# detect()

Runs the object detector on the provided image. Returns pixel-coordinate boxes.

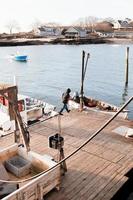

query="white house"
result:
[64,27,87,38]
[34,26,61,37]
[113,20,130,29]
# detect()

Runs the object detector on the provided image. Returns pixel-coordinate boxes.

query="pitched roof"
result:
[65,26,86,33]
[118,20,130,28]
[38,27,45,31]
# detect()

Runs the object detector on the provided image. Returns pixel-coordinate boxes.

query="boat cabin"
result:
[0,93,56,133]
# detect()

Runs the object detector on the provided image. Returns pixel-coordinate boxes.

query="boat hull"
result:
[0,94,57,134]
[14,55,27,61]
[68,98,128,119]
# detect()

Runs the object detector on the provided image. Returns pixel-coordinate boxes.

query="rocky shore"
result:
[0,37,133,46]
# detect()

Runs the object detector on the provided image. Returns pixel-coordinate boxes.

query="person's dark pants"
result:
[59,103,69,113]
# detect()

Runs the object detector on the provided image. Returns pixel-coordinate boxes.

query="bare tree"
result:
[6,20,20,34]
[84,16,98,31]
[73,17,85,27]
[31,19,42,30]
[31,19,60,30]
[45,22,60,27]
[73,16,98,30]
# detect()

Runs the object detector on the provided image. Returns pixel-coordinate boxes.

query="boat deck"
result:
[0,109,133,200]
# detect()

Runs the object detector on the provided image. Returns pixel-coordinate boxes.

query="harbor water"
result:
[0,44,133,119]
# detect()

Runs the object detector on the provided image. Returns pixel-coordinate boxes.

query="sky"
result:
[0,0,133,33]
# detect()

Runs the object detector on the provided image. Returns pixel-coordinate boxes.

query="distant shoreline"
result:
[0,37,133,46]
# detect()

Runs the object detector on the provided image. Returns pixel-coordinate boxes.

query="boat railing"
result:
[25,98,44,109]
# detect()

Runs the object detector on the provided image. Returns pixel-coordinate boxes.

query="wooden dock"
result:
[1,109,133,200]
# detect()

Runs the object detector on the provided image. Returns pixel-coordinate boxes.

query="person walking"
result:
[59,88,71,115]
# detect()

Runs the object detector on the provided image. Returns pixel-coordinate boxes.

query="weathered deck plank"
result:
[0,110,133,200]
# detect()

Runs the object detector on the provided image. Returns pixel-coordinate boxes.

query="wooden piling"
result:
[125,47,129,85]
[80,51,85,110]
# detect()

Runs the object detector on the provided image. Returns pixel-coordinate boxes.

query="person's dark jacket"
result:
[62,92,70,104]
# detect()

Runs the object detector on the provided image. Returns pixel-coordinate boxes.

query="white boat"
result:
[68,96,128,119]
[0,94,57,134]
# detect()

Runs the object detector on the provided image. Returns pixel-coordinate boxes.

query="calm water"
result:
[0,44,133,118]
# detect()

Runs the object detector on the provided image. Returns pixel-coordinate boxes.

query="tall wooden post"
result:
[8,87,20,143]
[80,51,85,110]
[0,84,30,152]
[125,47,129,85]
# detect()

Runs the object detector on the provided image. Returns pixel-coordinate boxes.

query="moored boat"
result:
[14,55,28,61]
[68,96,128,119]
[11,54,28,61]
[0,94,57,133]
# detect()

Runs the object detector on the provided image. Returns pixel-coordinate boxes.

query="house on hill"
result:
[34,26,61,37]
[64,27,87,38]
[112,20,133,38]
[94,21,114,37]
[113,20,130,29]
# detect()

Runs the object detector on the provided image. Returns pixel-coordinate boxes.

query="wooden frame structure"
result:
[0,84,30,151]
